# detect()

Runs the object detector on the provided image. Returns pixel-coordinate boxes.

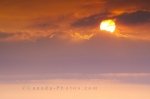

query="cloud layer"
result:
[0,0,149,42]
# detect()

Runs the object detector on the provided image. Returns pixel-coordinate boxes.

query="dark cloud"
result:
[30,20,59,29]
[104,0,150,11]
[80,0,150,15]
[71,13,110,28]
[71,10,150,29]
[116,10,150,25]
[0,32,14,38]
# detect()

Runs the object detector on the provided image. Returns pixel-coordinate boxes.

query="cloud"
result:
[106,0,150,9]
[0,32,14,38]
[0,0,149,42]
[71,12,110,28]
[1,73,150,81]
[79,0,150,16]
[103,0,150,13]
[99,73,150,77]
[112,10,150,41]
[31,21,58,30]
[29,17,60,30]
[71,10,150,28]
[0,30,55,42]
[70,32,94,41]
[116,10,150,25]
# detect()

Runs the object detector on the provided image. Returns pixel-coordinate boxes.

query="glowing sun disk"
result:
[100,19,116,33]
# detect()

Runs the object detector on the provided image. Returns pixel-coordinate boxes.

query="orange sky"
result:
[0,0,149,42]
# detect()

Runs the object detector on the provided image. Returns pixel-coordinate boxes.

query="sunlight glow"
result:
[100,19,116,33]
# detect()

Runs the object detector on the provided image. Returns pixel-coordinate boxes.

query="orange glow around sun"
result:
[100,19,116,33]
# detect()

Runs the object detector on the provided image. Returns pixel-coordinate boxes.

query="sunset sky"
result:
[0,0,150,99]
[0,0,150,79]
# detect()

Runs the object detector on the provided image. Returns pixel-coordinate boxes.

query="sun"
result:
[100,19,116,33]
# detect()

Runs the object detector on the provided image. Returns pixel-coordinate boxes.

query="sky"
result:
[0,0,150,79]
[1,79,150,99]
[0,0,150,99]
